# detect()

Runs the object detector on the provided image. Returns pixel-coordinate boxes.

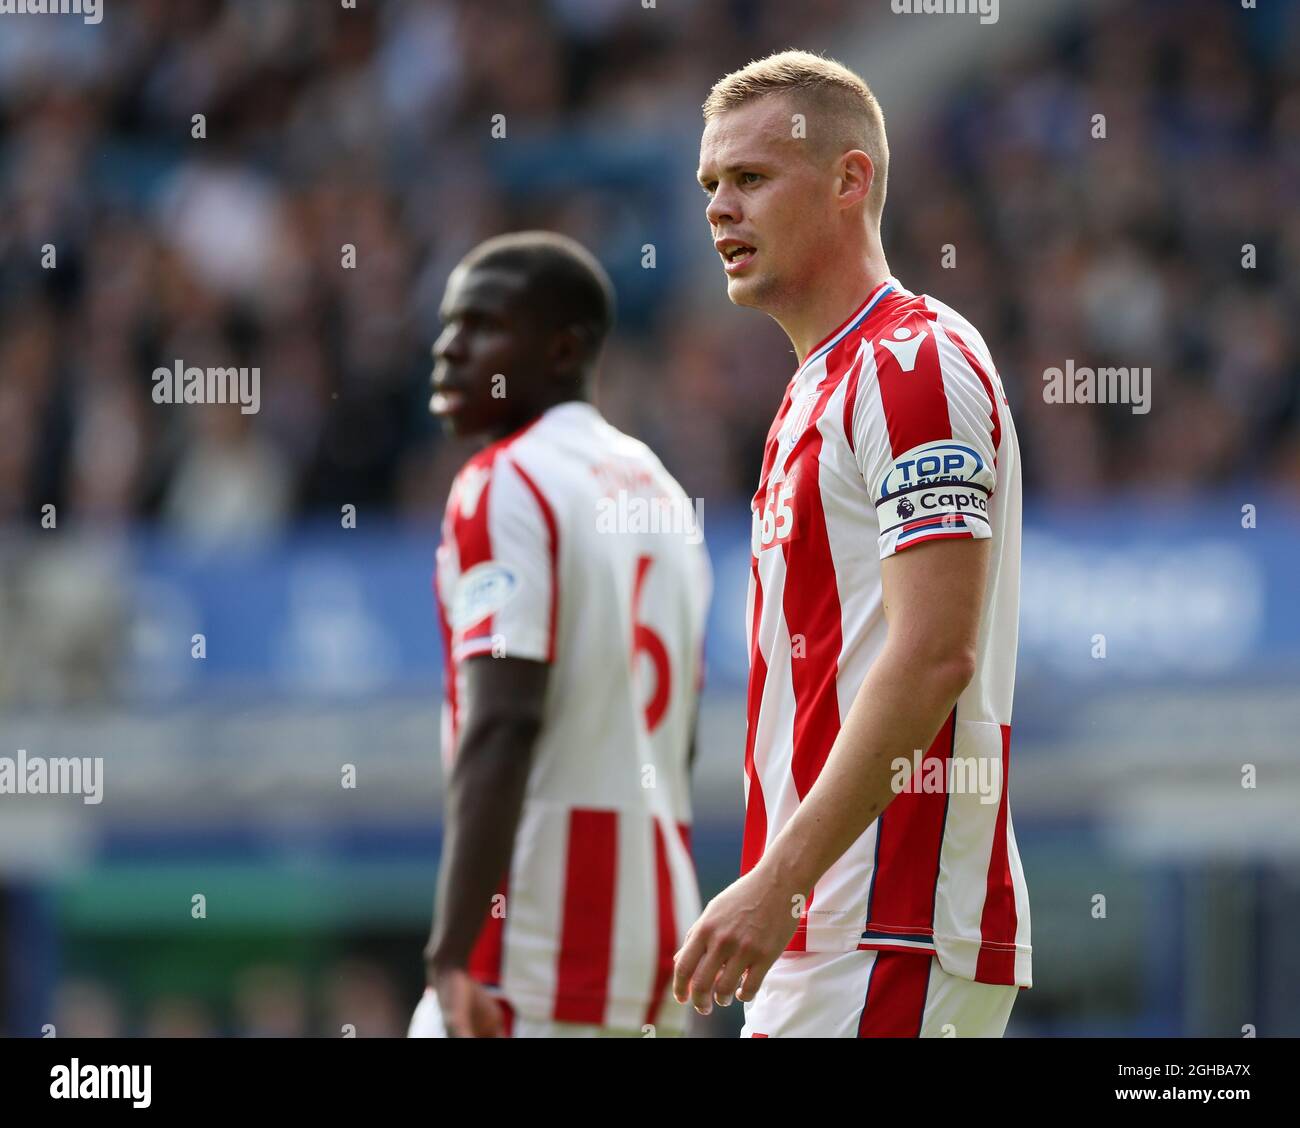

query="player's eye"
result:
[741,172,762,186]
[701,181,717,197]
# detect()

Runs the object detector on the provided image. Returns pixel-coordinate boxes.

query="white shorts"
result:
[739,949,1019,1038]
[407,988,664,1039]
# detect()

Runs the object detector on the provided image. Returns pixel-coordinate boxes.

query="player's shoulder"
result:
[455,406,587,489]
[445,422,543,529]
[916,290,995,356]
[858,286,985,349]
[526,403,680,485]
[841,284,1006,458]
[602,422,692,504]
[855,285,998,390]
[455,418,532,481]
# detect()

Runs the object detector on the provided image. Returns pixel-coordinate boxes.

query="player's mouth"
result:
[429,380,468,417]
[716,239,757,275]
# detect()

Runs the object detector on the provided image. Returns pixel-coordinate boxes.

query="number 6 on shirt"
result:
[632,554,671,733]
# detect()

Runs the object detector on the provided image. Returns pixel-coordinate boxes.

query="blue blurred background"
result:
[0,0,1297,1036]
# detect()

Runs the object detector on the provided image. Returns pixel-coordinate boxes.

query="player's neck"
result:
[784,252,891,367]
[479,390,591,445]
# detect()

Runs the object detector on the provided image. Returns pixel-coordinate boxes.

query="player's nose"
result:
[706,187,739,227]
[432,326,463,362]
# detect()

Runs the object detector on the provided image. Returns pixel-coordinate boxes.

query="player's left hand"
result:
[672,863,801,1015]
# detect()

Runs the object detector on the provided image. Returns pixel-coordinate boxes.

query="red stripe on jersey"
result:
[841,349,866,456]
[742,377,800,878]
[872,317,952,457]
[783,350,853,801]
[468,873,509,987]
[642,819,678,1029]
[451,466,495,566]
[433,561,460,753]
[677,821,692,857]
[942,325,1001,464]
[779,351,857,950]
[508,458,560,663]
[553,808,618,1024]
[740,557,769,877]
[450,458,497,650]
[863,709,955,942]
[752,383,798,515]
[975,724,1019,985]
[857,951,932,1038]
[498,997,516,1038]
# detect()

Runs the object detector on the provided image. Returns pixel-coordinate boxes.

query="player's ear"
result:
[838,149,874,211]
[548,326,588,377]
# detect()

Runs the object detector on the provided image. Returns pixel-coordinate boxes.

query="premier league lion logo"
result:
[896,496,915,518]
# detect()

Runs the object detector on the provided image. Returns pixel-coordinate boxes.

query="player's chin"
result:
[725,271,769,308]
[431,401,482,440]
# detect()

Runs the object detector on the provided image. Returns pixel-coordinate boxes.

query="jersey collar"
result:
[792,276,905,386]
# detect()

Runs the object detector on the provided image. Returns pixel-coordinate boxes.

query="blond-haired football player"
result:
[674,51,1030,1038]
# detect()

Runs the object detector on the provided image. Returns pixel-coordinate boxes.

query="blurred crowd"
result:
[51,957,413,1038]
[0,0,1296,541]
[2,0,1295,1042]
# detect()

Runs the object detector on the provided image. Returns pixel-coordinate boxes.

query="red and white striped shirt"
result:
[434,402,711,1030]
[744,278,1032,987]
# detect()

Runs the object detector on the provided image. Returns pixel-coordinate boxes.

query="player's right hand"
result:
[432,967,505,1038]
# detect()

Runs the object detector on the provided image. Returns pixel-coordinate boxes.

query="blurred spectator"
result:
[52,977,125,1038]
[0,0,1293,519]
[321,958,406,1038]
[142,994,219,1038]
[232,964,309,1038]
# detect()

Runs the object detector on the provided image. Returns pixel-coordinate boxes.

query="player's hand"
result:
[672,864,801,1015]
[432,967,505,1038]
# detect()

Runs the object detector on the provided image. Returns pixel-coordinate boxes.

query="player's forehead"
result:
[440,263,528,318]
[697,95,800,180]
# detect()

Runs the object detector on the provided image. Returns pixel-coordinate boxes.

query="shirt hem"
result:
[785,924,1033,988]
[486,986,687,1035]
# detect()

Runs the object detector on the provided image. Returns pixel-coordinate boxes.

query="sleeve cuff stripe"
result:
[890,529,979,552]
[879,509,991,537]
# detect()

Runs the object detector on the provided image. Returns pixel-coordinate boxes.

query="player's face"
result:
[698,96,837,313]
[431,265,543,440]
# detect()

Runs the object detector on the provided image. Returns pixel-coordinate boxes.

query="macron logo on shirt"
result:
[877,326,927,372]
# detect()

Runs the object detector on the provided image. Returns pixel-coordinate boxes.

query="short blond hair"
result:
[703,50,889,219]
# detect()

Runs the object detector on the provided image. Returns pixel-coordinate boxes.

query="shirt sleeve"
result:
[445,454,555,664]
[850,315,1001,560]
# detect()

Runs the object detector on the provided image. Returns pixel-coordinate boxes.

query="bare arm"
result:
[424,656,548,980]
